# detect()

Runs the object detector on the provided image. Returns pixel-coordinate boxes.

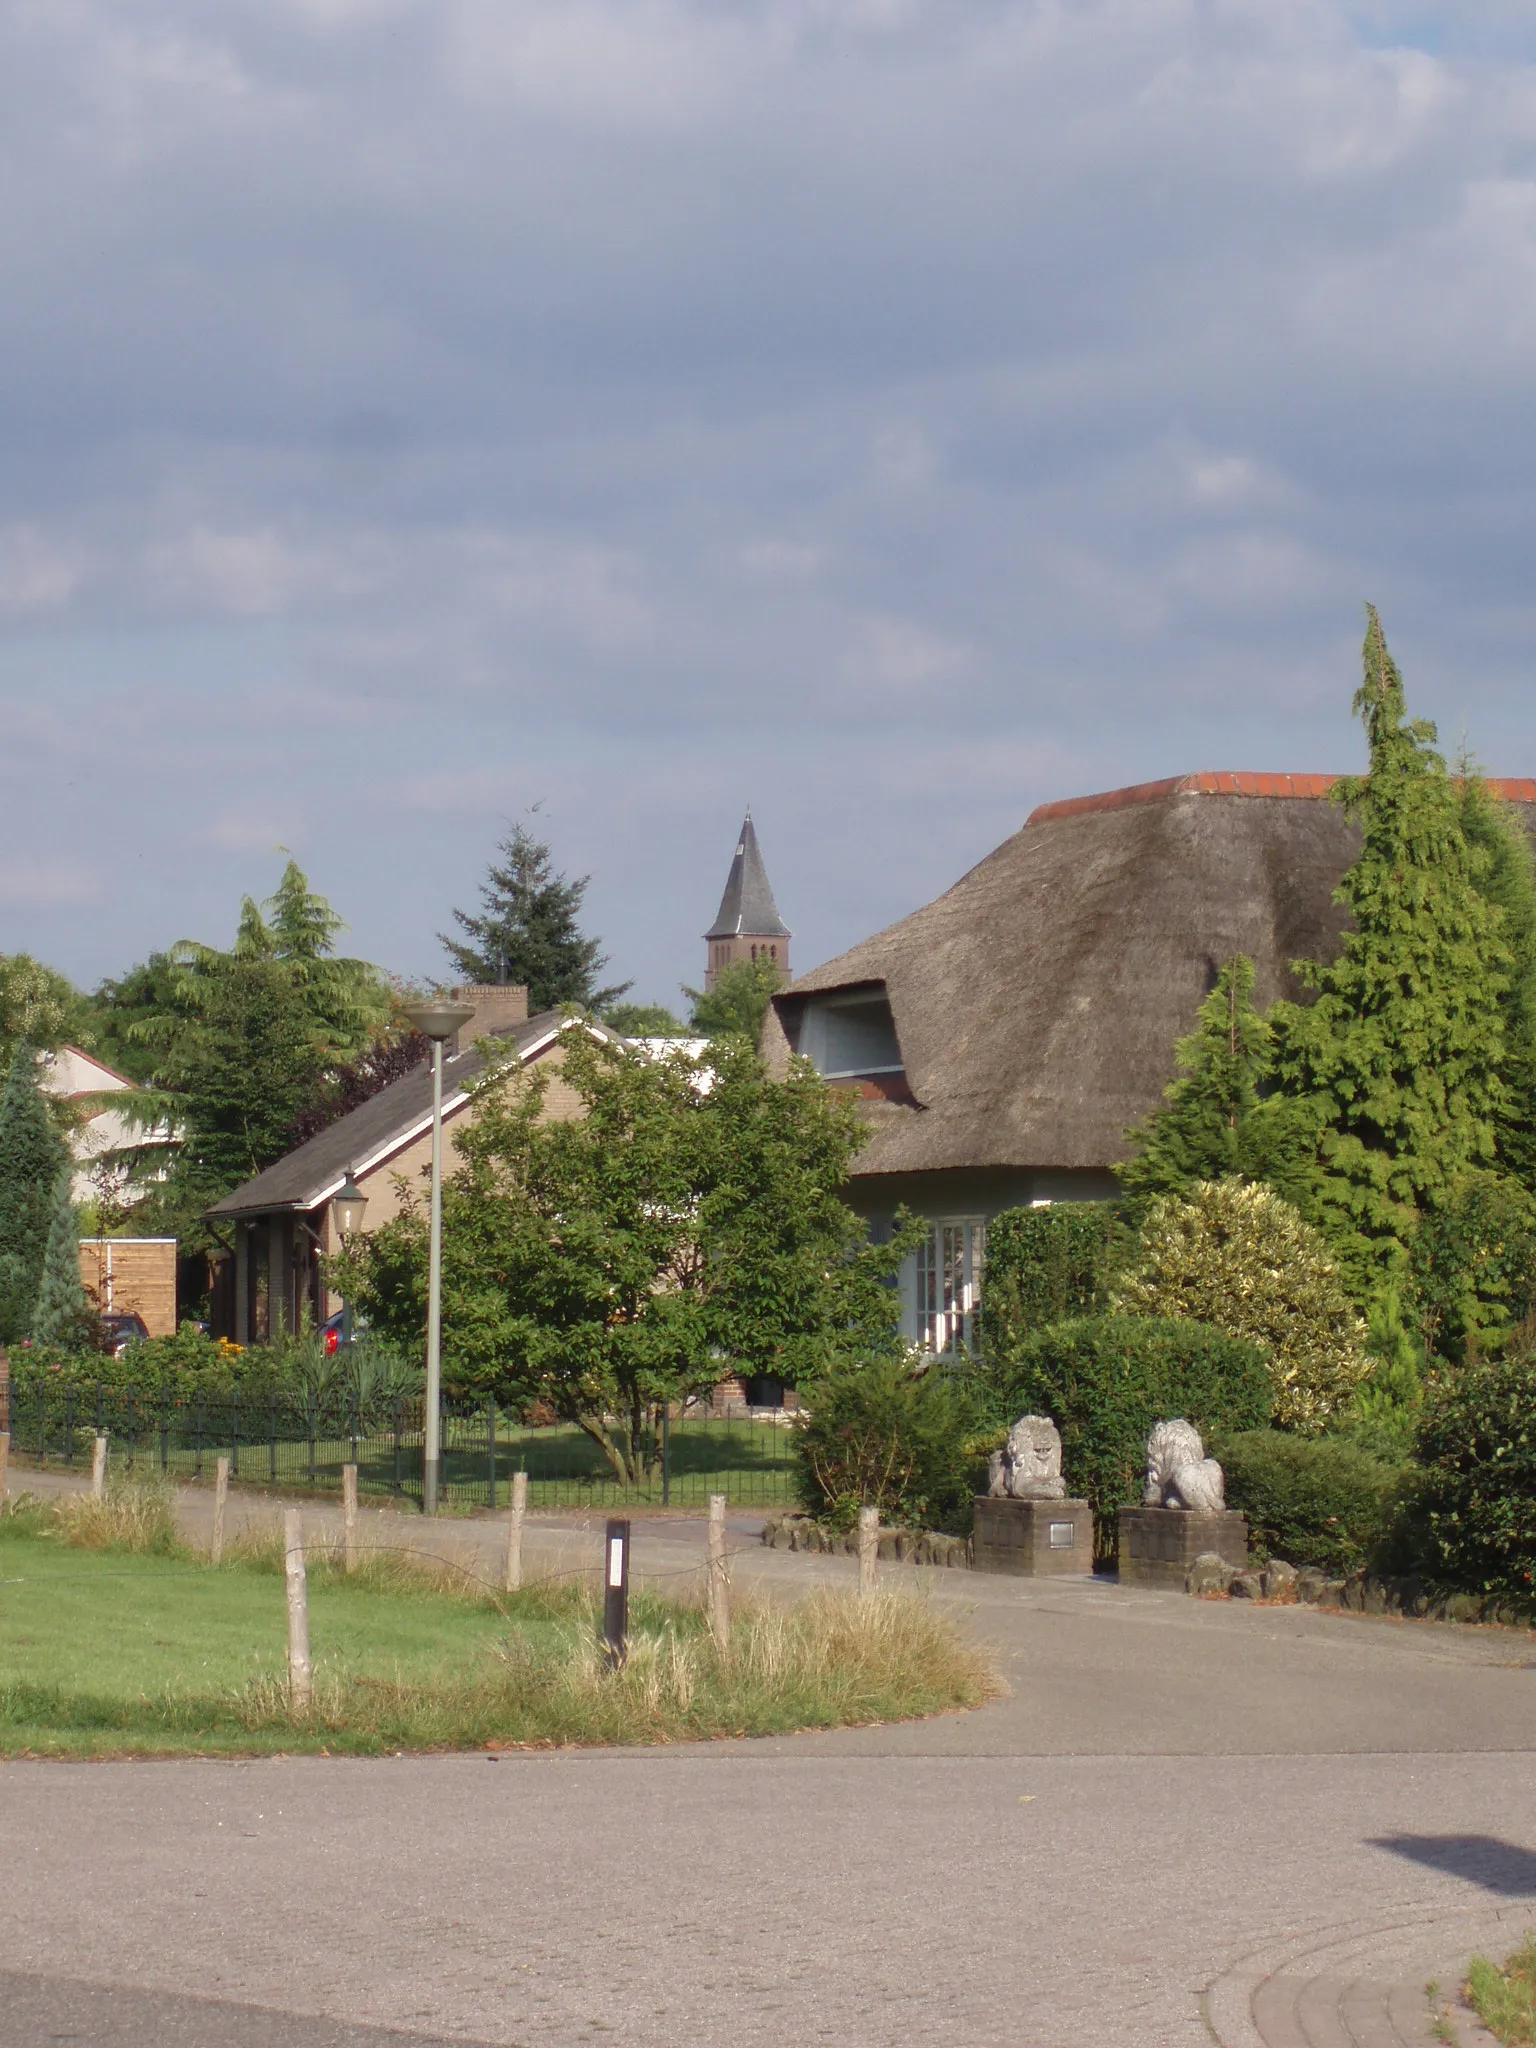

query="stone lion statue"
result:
[1143,1418,1226,1513]
[987,1414,1067,1500]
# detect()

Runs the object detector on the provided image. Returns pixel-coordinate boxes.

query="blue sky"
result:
[2,0,1534,1010]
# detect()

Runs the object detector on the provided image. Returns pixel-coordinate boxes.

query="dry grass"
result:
[218,1581,999,1750]
[50,1478,183,1556]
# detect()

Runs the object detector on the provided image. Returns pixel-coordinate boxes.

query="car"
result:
[321,1308,369,1354]
[100,1311,149,1357]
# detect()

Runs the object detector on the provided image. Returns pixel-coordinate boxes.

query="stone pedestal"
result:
[1117,1506,1248,1589]
[972,1496,1094,1576]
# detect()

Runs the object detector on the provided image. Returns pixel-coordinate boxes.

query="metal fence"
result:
[3,1387,799,1512]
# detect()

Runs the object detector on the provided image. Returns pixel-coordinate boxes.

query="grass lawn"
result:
[1466,1935,1536,2044]
[0,1490,996,1758]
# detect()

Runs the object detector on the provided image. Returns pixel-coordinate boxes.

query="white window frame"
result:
[902,1216,986,1357]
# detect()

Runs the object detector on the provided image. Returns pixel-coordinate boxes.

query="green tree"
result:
[603,1002,688,1038]
[1111,1180,1370,1431]
[0,955,89,1068]
[0,1045,71,1342]
[1118,956,1315,1212]
[442,821,628,1012]
[1459,773,1536,1193]
[342,1033,907,1483]
[1272,609,1512,1292]
[31,1171,92,1349]
[684,955,784,1044]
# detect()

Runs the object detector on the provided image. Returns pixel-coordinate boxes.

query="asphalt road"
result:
[2,1477,1534,2046]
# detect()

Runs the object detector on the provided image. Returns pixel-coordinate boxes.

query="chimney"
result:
[449,985,530,1050]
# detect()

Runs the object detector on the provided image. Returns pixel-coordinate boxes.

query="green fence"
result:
[4,1387,798,1512]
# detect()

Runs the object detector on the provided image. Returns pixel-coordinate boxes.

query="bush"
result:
[1002,1315,1273,1558]
[1411,1170,1536,1365]
[980,1203,1132,1363]
[1399,1337,1536,1603]
[1214,1429,1402,1575]
[793,1357,974,1533]
[1111,1180,1370,1432]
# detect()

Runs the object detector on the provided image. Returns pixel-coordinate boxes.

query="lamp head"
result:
[401,998,478,1043]
[331,1171,368,1239]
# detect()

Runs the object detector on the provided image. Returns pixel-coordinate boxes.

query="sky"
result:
[2,0,1535,1012]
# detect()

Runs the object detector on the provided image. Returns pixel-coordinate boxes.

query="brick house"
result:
[205,986,617,1343]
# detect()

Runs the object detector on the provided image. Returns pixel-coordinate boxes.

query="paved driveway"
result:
[2,1474,1532,2045]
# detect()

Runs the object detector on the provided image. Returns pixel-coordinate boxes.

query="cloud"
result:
[0,1,1533,1000]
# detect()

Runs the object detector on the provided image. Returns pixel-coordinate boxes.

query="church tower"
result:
[703,811,791,991]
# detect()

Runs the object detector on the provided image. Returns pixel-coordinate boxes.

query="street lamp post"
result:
[330,1170,368,1344]
[400,998,475,1514]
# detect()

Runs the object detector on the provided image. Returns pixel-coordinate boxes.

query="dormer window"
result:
[798,987,903,1079]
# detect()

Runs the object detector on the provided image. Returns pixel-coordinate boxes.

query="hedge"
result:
[980,1203,1133,1363]
[1398,1342,1536,1603]
[1001,1315,1273,1559]
[1214,1429,1403,1575]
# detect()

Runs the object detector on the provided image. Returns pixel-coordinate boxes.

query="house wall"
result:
[845,1165,1121,1357]
[77,1238,177,1337]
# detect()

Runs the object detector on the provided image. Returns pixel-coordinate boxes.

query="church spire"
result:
[703,811,791,991]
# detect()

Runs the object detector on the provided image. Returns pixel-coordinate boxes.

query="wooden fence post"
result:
[707,1493,730,1653]
[342,1463,359,1575]
[211,1456,229,1565]
[284,1509,312,1712]
[90,1433,107,1501]
[858,1505,879,1600]
[505,1469,527,1594]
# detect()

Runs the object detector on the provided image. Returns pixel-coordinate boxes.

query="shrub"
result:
[1214,1429,1402,1575]
[793,1356,974,1533]
[1002,1315,1273,1558]
[1111,1180,1370,1432]
[1411,1169,1536,1364]
[980,1202,1133,1364]
[1399,1335,1536,1603]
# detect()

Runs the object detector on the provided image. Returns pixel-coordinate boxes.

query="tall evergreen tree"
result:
[1459,773,1536,1192]
[1118,957,1314,1211]
[31,1170,91,1349]
[442,822,628,1012]
[1272,609,1512,1291]
[0,1045,71,1342]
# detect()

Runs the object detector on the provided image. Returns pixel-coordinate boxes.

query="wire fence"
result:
[3,1387,800,1512]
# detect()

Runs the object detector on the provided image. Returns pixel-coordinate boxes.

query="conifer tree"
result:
[442,822,629,1013]
[31,1170,91,1349]
[1459,774,1536,1192]
[1117,957,1314,1211]
[1272,609,1512,1291]
[0,1044,71,1342]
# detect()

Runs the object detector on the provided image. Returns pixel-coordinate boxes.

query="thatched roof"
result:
[764,772,1536,1180]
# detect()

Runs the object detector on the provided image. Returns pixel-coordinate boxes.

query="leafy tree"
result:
[1272,609,1512,1292]
[443,821,628,1012]
[603,1002,688,1038]
[1402,1331,1536,1604]
[1111,1180,1370,1431]
[0,955,90,1068]
[288,1030,430,1149]
[1118,957,1315,1213]
[794,1356,974,1533]
[0,1045,71,1342]
[1459,773,1536,1193]
[684,955,784,1044]
[342,1033,908,1483]
[88,954,184,1084]
[31,1171,93,1350]
[1408,1169,1536,1364]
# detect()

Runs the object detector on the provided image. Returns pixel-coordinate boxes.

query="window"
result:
[798,989,903,1078]
[903,1217,986,1356]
